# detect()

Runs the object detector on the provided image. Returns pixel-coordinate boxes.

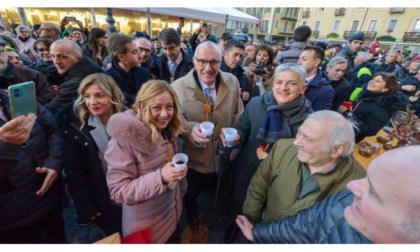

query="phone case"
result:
[8,81,37,118]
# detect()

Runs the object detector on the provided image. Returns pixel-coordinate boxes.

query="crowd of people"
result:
[0,18,419,245]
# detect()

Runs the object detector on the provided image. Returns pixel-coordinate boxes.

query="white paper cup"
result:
[224,128,237,147]
[172,153,188,168]
[200,121,214,137]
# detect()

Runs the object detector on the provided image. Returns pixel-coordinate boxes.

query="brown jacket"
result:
[172,70,244,174]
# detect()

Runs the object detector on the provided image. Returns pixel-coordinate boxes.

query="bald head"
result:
[345,145,420,243]
[39,22,61,39]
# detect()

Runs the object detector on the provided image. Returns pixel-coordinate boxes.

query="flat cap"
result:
[348,32,365,42]
[0,36,6,46]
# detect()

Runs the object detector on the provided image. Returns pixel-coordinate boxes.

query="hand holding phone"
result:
[8,81,37,118]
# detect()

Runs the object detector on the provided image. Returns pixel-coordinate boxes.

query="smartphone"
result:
[8,81,37,118]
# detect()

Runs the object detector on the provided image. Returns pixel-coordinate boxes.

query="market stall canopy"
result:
[126,7,259,24]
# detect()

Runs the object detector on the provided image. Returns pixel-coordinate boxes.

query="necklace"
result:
[162,130,174,162]
[348,98,364,117]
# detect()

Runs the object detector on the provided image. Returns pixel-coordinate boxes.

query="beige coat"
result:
[172,70,244,174]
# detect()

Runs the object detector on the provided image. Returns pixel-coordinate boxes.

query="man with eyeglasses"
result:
[0,37,53,105]
[38,22,61,41]
[105,33,151,107]
[155,28,194,83]
[172,41,244,242]
[134,37,158,78]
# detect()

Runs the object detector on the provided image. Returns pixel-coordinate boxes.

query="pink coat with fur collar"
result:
[104,110,186,243]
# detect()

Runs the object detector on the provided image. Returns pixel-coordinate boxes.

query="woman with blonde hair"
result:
[56,73,125,243]
[104,80,188,243]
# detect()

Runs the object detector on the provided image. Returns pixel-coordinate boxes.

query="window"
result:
[351,20,359,31]
[302,21,307,26]
[262,20,268,29]
[414,19,420,32]
[275,8,281,13]
[252,8,256,16]
[333,21,340,32]
[258,8,263,17]
[291,23,296,31]
[314,21,320,31]
[318,8,324,11]
[251,23,254,29]
[285,8,292,16]
[275,20,279,29]
[284,22,288,33]
[265,8,270,13]
[388,19,397,33]
[368,20,377,32]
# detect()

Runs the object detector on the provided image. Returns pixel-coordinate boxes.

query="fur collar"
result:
[106,110,178,154]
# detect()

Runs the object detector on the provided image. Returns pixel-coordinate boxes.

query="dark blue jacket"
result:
[0,91,63,231]
[305,70,334,111]
[54,105,122,235]
[252,189,371,244]
[220,58,248,92]
[105,60,151,107]
[154,51,194,83]
[371,58,397,75]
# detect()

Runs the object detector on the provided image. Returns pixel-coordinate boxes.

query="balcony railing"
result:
[335,8,346,16]
[312,30,320,38]
[403,32,420,42]
[280,12,298,20]
[390,8,405,14]
[301,10,310,18]
[259,27,268,33]
[343,30,377,40]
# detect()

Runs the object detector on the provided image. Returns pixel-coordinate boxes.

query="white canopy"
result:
[125,7,259,24]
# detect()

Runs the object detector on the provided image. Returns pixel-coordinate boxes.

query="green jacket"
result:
[243,139,366,224]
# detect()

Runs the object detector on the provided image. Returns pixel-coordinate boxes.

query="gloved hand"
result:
[75,221,107,244]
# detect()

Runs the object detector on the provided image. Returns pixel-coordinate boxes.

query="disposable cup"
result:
[224,128,237,147]
[172,153,188,168]
[200,121,214,137]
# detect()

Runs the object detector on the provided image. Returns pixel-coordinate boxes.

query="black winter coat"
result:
[45,57,102,114]
[28,59,65,87]
[252,189,372,244]
[105,60,151,108]
[0,91,63,231]
[0,62,53,105]
[154,51,194,83]
[55,105,121,235]
[346,89,409,142]
[305,70,334,111]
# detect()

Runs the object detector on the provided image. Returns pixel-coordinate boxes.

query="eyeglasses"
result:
[194,57,220,67]
[138,47,151,53]
[37,48,49,52]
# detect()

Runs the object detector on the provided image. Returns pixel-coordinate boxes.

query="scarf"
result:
[256,92,307,143]
[18,36,30,42]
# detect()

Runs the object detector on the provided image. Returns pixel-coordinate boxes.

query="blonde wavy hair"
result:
[74,73,125,129]
[132,80,185,143]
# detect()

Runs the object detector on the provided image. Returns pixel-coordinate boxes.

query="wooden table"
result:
[353,129,398,170]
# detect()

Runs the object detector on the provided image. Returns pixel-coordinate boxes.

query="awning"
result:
[123,7,259,24]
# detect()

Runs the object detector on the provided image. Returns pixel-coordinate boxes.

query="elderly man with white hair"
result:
[242,110,366,228]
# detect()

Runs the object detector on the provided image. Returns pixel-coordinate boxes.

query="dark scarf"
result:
[256,92,307,143]
[18,36,30,42]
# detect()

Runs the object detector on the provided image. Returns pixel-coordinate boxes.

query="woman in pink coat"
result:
[104,80,188,243]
